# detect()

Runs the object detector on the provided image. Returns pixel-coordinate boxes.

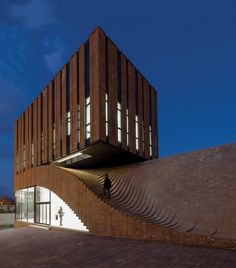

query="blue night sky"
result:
[0,0,235,197]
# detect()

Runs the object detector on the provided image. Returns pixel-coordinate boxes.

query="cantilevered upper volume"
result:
[14,26,158,170]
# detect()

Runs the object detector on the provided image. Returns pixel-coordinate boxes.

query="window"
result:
[85,40,90,143]
[85,97,90,141]
[117,102,122,143]
[31,143,34,167]
[67,111,71,136]
[126,109,129,146]
[67,111,71,152]
[77,104,80,146]
[149,126,152,157]
[105,93,109,137]
[135,115,139,151]
[23,145,26,170]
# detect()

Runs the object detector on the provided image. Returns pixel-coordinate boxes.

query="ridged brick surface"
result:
[15,143,236,250]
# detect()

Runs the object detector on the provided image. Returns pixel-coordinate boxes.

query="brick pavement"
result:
[0,227,235,268]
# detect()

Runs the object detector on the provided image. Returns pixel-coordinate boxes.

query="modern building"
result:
[14,26,158,231]
[14,27,236,250]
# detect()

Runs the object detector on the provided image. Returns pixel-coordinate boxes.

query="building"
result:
[14,27,236,250]
[14,26,158,230]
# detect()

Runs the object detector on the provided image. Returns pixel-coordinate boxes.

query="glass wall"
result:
[15,186,88,231]
[15,187,34,222]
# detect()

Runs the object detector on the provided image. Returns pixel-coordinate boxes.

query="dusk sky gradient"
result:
[0,0,235,197]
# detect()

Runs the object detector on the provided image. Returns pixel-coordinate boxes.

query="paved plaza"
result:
[0,227,235,268]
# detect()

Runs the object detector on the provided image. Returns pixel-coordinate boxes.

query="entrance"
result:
[35,202,50,225]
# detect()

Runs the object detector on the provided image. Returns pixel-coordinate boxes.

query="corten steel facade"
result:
[14,27,158,175]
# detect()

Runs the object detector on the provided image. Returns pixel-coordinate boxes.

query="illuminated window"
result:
[31,143,34,167]
[149,126,152,157]
[135,115,139,151]
[67,111,71,136]
[85,97,90,141]
[105,93,109,137]
[126,109,129,146]
[77,104,80,145]
[117,102,122,143]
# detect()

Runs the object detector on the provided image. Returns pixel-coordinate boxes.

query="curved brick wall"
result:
[15,143,236,250]
[66,142,236,241]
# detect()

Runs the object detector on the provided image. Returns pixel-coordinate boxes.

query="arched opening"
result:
[15,186,88,232]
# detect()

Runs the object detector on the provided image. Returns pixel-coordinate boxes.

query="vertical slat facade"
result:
[121,54,127,151]
[55,72,62,158]
[70,53,78,152]
[108,39,118,146]
[61,65,68,156]
[128,61,135,154]
[48,81,53,162]
[79,45,86,148]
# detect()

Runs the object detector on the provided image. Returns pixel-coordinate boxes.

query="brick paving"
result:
[0,227,235,268]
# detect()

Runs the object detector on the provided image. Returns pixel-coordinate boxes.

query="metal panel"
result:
[25,108,29,169]
[137,72,143,156]
[143,79,150,159]
[14,121,18,175]
[43,87,48,163]
[79,44,86,148]
[33,99,38,166]
[151,87,155,158]
[120,53,127,151]
[128,61,135,154]
[37,94,42,165]
[29,105,33,168]
[108,39,118,147]
[48,81,53,162]
[55,72,62,158]
[89,27,106,143]
[70,53,78,152]
[61,65,68,156]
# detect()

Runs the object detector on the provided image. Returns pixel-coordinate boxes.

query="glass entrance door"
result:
[35,202,50,225]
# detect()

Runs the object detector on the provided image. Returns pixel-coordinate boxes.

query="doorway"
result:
[35,202,50,225]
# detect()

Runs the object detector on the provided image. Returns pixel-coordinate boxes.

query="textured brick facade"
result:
[14,26,158,175]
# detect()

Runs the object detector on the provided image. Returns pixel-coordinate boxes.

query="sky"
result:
[0,0,235,197]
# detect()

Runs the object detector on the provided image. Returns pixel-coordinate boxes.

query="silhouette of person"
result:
[58,206,64,226]
[103,174,112,199]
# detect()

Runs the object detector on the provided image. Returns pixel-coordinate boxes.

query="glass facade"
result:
[16,186,88,231]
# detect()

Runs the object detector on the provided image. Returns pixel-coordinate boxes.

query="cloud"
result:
[43,36,66,73]
[8,0,56,29]
[43,51,63,73]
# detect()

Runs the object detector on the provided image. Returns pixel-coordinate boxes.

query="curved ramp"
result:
[65,142,236,241]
